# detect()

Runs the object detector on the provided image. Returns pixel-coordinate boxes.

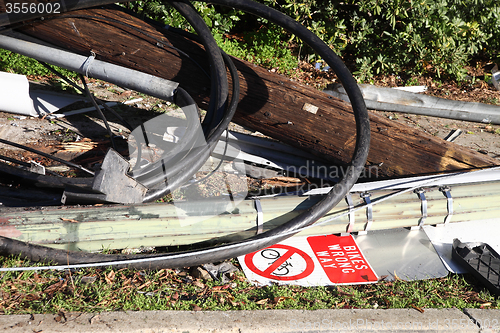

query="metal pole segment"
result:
[0,33,179,101]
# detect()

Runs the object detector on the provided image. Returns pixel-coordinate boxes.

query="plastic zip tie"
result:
[82,51,96,77]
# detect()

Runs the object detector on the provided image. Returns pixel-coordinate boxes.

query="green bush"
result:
[2,0,499,82]
[0,49,53,76]
[0,49,78,78]
[126,0,500,81]
[256,0,500,81]
[342,0,500,81]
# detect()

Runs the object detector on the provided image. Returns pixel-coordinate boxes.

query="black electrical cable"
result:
[169,0,228,134]
[139,49,239,196]
[60,0,233,196]
[79,74,118,151]
[129,0,237,199]
[34,12,218,183]
[38,61,85,94]
[0,3,231,199]
[50,0,235,195]
[0,0,370,271]
[183,129,230,187]
[40,54,194,181]
[0,161,92,188]
[0,154,62,177]
[127,87,204,184]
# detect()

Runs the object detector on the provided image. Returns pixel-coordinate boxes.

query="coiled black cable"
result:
[0,0,370,270]
[0,1,234,200]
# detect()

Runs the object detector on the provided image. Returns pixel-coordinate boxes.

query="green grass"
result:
[0,255,498,315]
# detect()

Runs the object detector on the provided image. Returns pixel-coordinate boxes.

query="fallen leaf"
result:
[104,271,115,285]
[212,285,230,290]
[24,293,41,301]
[273,296,292,305]
[44,281,65,296]
[334,301,345,308]
[193,280,205,288]
[136,281,151,290]
[255,298,268,305]
[190,304,202,311]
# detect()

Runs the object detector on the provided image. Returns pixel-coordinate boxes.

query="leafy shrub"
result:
[2,0,499,82]
[0,49,78,78]
[258,0,500,81]
[343,0,500,81]
[127,0,500,81]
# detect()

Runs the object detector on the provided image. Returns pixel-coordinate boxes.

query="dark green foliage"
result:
[258,0,500,81]
[0,49,79,78]
[2,0,499,81]
[127,0,500,81]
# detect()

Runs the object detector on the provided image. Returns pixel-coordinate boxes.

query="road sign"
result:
[239,235,378,286]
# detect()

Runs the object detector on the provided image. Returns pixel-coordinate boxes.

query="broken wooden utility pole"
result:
[16,6,500,178]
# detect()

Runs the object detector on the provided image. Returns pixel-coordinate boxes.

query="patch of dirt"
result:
[0,77,189,176]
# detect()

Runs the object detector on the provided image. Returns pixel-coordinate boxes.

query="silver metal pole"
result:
[326,83,500,125]
[0,33,178,100]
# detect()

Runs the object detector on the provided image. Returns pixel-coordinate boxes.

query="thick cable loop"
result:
[0,0,370,270]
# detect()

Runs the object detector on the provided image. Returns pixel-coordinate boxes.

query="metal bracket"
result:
[412,188,427,230]
[341,193,355,236]
[439,186,453,226]
[82,51,96,77]
[91,148,147,204]
[29,161,45,175]
[358,192,372,235]
[254,199,263,235]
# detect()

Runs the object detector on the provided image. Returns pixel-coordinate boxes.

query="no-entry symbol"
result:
[244,244,315,280]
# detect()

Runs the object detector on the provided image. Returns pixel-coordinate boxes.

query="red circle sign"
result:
[244,244,314,280]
